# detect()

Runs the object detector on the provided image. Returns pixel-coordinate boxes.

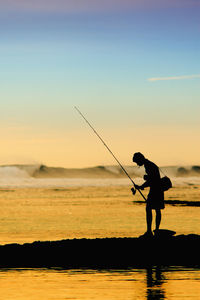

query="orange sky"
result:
[0,123,199,167]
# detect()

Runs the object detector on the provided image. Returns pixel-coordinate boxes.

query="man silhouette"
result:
[132,152,164,237]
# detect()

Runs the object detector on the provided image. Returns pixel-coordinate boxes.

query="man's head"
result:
[132,152,145,166]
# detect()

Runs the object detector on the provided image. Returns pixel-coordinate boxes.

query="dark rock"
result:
[0,235,199,269]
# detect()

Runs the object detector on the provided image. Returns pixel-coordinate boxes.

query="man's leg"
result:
[146,206,152,233]
[155,209,161,230]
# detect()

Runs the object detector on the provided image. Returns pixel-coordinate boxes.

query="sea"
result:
[0,166,199,299]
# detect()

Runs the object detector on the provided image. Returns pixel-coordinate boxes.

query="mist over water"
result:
[0,165,200,188]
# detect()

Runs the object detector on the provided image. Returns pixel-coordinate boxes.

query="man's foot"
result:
[139,231,153,238]
[153,229,159,236]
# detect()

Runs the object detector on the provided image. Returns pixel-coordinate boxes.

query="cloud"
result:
[148,74,200,82]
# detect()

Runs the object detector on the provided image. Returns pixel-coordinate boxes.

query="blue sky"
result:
[0,0,199,167]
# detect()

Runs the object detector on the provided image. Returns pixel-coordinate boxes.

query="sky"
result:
[0,0,199,167]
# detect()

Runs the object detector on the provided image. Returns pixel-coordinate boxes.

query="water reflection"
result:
[146,267,165,300]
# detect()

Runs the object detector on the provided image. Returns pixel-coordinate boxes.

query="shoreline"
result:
[1,234,200,269]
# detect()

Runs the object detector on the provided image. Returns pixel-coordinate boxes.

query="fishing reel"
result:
[131,187,136,195]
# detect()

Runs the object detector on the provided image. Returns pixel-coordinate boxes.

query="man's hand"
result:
[135,184,144,190]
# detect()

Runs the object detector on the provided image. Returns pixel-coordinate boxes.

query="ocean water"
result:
[0,169,200,299]
[0,184,199,244]
[0,267,199,300]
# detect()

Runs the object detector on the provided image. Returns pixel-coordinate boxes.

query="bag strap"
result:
[158,166,169,178]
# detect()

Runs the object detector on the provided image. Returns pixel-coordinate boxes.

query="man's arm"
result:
[135,178,149,190]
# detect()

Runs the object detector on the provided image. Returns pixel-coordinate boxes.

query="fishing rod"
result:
[74,106,147,201]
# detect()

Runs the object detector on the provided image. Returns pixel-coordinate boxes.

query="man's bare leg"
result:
[155,209,161,231]
[146,206,153,233]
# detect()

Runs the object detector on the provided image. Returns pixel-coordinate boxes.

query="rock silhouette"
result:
[0,234,199,268]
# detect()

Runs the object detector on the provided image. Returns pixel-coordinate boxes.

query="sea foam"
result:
[0,165,199,188]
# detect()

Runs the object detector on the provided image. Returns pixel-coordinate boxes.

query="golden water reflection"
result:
[146,267,166,300]
[0,267,199,300]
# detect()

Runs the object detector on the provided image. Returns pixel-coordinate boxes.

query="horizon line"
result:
[0,163,199,168]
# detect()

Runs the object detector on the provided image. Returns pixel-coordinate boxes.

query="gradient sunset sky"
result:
[0,0,199,167]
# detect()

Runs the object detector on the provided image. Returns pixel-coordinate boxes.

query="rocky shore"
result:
[0,234,200,269]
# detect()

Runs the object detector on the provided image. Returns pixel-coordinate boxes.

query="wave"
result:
[0,164,199,188]
[0,166,30,178]
[1,164,200,179]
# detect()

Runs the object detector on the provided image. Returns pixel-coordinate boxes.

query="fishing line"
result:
[74,106,147,201]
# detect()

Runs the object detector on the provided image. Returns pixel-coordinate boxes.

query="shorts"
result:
[146,189,165,210]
